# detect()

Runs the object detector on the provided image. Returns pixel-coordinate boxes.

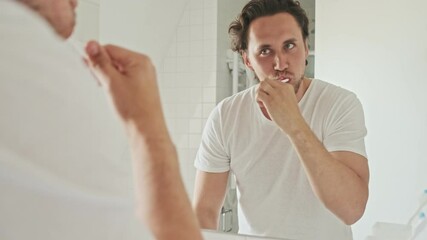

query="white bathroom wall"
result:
[316,0,427,239]
[157,0,220,197]
[99,0,190,67]
[158,0,255,199]
[75,0,235,204]
[72,0,99,43]
[216,0,249,101]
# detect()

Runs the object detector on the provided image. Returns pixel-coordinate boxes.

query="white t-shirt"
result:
[195,79,367,240]
[0,1,149,239]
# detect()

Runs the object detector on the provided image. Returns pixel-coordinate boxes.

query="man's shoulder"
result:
[0,0,95,90]
[206,85,257,126]
[217,85,257,110]
[311,79,358,101]
[1,0,56,38]
[305,79,364,120]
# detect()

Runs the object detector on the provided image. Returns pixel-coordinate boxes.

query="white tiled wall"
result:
[80,0,239,203]
[72,0,99,43]
[157,0,219,197]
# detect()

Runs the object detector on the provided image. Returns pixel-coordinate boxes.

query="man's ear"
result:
[242,51,254,71]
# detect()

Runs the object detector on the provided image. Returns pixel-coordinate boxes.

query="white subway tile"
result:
[190,56,204,72]
[203,7,217,25]
[192,104,203,118]
[188,148,199,159]
[161,73,176,88]
[177,26,190,42]
[175,73,192,88]
[157,72,164,86]
[183,179,194,198]
[203,87,216,103]
[189,134,202,148]
[174,104,187,118]
[188,72,203,87]
[162,57,176,73]
[190,9,204,24]
[162,104,176,119]
[202,71,217,87]
[173,133,189,148]
[179,9,190,26]
[177,148,190,163]
[186,178,196,193]
[74,1,99,42]
[164,115,175,131]
[186,163,197,180]
[188,89,200,104]
[190,41,203,56]
[203,55,217,72]
[203,24,216,40]
[167,42,177,57]
[177,42,190,57]
[176,88,191,103]
[217,87,232,101]
[190,25,204,41]
[175,119,190,133]
[176,56,191,72]
[189,88,203,102]
[189,118,202,133]
[160,88,175,103]
[203,40,217,56]
[190,0,203,10]
[203,0,217,9]
[185,73,200,88]
[203,103,216,118]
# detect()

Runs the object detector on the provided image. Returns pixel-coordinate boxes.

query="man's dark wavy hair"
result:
[229,0,309,53]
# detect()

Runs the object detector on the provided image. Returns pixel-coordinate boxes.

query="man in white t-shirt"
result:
[0,1,142,239]
[0,0,202,239]
[193,0,370,239]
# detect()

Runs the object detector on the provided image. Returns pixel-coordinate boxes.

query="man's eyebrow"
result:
[283,38,297,45]
[256,44,271,51]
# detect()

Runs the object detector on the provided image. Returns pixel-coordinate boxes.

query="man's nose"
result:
[274,52,288,71]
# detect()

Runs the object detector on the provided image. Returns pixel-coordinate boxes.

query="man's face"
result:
[36,0,78,39]
[243,13,309,92]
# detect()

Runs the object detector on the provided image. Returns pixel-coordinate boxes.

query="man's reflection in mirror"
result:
[193,1,369,239]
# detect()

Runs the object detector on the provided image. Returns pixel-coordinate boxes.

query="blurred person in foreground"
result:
[0,0,202,239]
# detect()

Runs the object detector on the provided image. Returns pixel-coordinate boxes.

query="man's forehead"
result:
[247,16,302,48]
[248,13,302,41]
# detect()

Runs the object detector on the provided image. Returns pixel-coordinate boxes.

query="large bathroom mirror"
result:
[71,0,427,239]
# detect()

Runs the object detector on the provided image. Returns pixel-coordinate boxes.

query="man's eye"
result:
[285,43,295,50]
[260,49,271,55]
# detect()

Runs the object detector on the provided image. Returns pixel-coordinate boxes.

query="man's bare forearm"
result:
[85,42,203,239]
[287,119,369,225]
[193,171,229,231]
[194,207,221,230]
[127,125,203,240]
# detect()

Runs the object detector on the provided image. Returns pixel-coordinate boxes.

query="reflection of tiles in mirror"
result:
[202,229,293,240]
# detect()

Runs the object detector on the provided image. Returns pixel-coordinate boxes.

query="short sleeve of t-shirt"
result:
[323,93,368,158]
[194,103,230,173]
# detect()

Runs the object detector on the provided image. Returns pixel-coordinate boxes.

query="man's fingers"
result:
[104,44,136,67]
[259,81,275,95]
[256,88,269,108]
[85,40,118,85]
[264,78,283,87]
[86,41,109,68]
[105,44,155,74]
